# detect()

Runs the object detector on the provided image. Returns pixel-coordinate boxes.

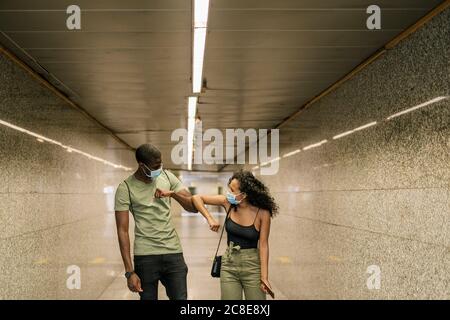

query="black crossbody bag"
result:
[211,205,233,278]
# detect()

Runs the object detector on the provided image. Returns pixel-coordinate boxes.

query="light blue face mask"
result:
[226,191,245,205]
[142,164,163,179]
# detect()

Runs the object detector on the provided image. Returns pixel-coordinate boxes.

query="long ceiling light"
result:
[193,0,210,93]
[187,96,198,170]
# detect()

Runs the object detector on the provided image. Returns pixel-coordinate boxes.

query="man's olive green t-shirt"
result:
[114,170,185,256]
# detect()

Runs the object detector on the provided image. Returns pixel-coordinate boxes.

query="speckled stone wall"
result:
[0,52,136,299]
[251,9,449,299]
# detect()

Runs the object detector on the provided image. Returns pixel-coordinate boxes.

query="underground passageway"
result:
[0,0,449,300]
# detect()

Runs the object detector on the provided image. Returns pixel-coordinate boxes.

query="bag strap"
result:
[214,205,234,258]
[123,180,135,215]
[163,169,172,186]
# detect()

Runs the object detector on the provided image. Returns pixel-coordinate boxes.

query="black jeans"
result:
[134,253,188,300]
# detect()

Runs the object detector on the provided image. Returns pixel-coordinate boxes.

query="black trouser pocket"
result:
[134,253,188,300]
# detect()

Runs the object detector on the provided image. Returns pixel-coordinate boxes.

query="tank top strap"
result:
[253,208,260,225]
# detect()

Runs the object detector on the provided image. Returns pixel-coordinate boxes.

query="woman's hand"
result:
[260,278,274,298]
[207,217,220,232]
[155,188,174,198]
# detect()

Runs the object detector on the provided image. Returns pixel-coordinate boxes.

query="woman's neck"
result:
[237,200,250,209]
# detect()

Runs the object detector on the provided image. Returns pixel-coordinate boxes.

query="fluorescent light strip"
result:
[187,97,198,171]
[194,0,210,28]
[303,140,328,151]
[187,119,195,170]
[193,28,207,94]
[333,121,377,140]
[282,149,301,158]
[188,96,197,119]
[0,119,132,171]
[386,96,448,120]
[192,0,210,93]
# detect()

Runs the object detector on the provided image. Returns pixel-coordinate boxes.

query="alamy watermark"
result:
[366,5,381,30]
[171,121,280,175]
[65,4,381,31]
[366,265,381,290]
[66,265,81,290]
[66,5,81,30]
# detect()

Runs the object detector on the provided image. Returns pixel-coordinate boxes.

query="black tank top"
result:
[225,208,260,249]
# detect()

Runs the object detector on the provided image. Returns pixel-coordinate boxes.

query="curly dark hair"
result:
[228,170,278,217]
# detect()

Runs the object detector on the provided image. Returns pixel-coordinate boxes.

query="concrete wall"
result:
[252,8,449,299]
[0,51,136,299]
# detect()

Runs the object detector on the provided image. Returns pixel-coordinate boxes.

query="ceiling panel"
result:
[0,0,442,172]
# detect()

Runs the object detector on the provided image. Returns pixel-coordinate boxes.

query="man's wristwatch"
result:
[124,271,135,279]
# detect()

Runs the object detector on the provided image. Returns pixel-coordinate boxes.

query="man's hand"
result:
[155,188,174,198]
[127,273,143,293]
[207,217,220,232]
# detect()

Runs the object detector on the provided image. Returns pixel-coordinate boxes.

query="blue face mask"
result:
[226,191,245,205]
[142,164,163,179]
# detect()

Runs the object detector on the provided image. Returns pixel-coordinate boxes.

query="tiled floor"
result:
[98,213,287,300]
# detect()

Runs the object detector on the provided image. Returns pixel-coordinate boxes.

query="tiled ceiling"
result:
[0,0,443,171]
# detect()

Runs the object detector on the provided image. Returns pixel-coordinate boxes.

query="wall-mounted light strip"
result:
[187,96,198,170]
[386,96,448,120]
[253,96,448,172]
[303,140,328,151]
[0,119,132,171]
[283,149,301,158]
[193,0,210,93]
[260,157,280,167]
[333,121,377,140]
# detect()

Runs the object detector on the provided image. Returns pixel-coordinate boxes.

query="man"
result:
[114,144,200,300]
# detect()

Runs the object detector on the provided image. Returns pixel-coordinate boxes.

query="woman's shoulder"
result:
[257,207,271,219]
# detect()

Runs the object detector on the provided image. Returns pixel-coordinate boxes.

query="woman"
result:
[192,170,278,300]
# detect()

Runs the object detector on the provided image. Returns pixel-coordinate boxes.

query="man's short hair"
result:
[135,144,161,164]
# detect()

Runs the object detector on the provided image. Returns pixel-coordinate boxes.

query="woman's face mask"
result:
[226,190,246,205]
[142,163,163,179]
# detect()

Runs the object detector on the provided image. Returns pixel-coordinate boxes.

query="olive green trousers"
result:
[220,242,266,300]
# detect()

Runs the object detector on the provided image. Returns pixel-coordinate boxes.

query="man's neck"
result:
[134,169,153,184]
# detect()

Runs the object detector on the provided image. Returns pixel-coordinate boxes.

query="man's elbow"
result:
[116,226,128,237]
[186,196,199,213]
[185,204,198,213]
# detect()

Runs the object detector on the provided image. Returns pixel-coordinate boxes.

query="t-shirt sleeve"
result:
[166,171,186,193]
[114,182,130,212]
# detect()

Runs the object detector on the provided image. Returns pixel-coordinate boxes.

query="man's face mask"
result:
[226,190,246,205]
[142,163,163,179]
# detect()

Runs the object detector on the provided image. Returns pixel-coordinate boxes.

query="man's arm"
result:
[155,188,198,213]
[115,210,133,272]
[115,210,142,292]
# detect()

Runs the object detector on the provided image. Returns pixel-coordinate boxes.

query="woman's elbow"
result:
[259,240,269,250]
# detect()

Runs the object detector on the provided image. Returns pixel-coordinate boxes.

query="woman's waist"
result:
[225,241,259,254]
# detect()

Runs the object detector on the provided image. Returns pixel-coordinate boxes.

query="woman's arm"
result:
[259,210,272,293]
[192,195,228,232]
